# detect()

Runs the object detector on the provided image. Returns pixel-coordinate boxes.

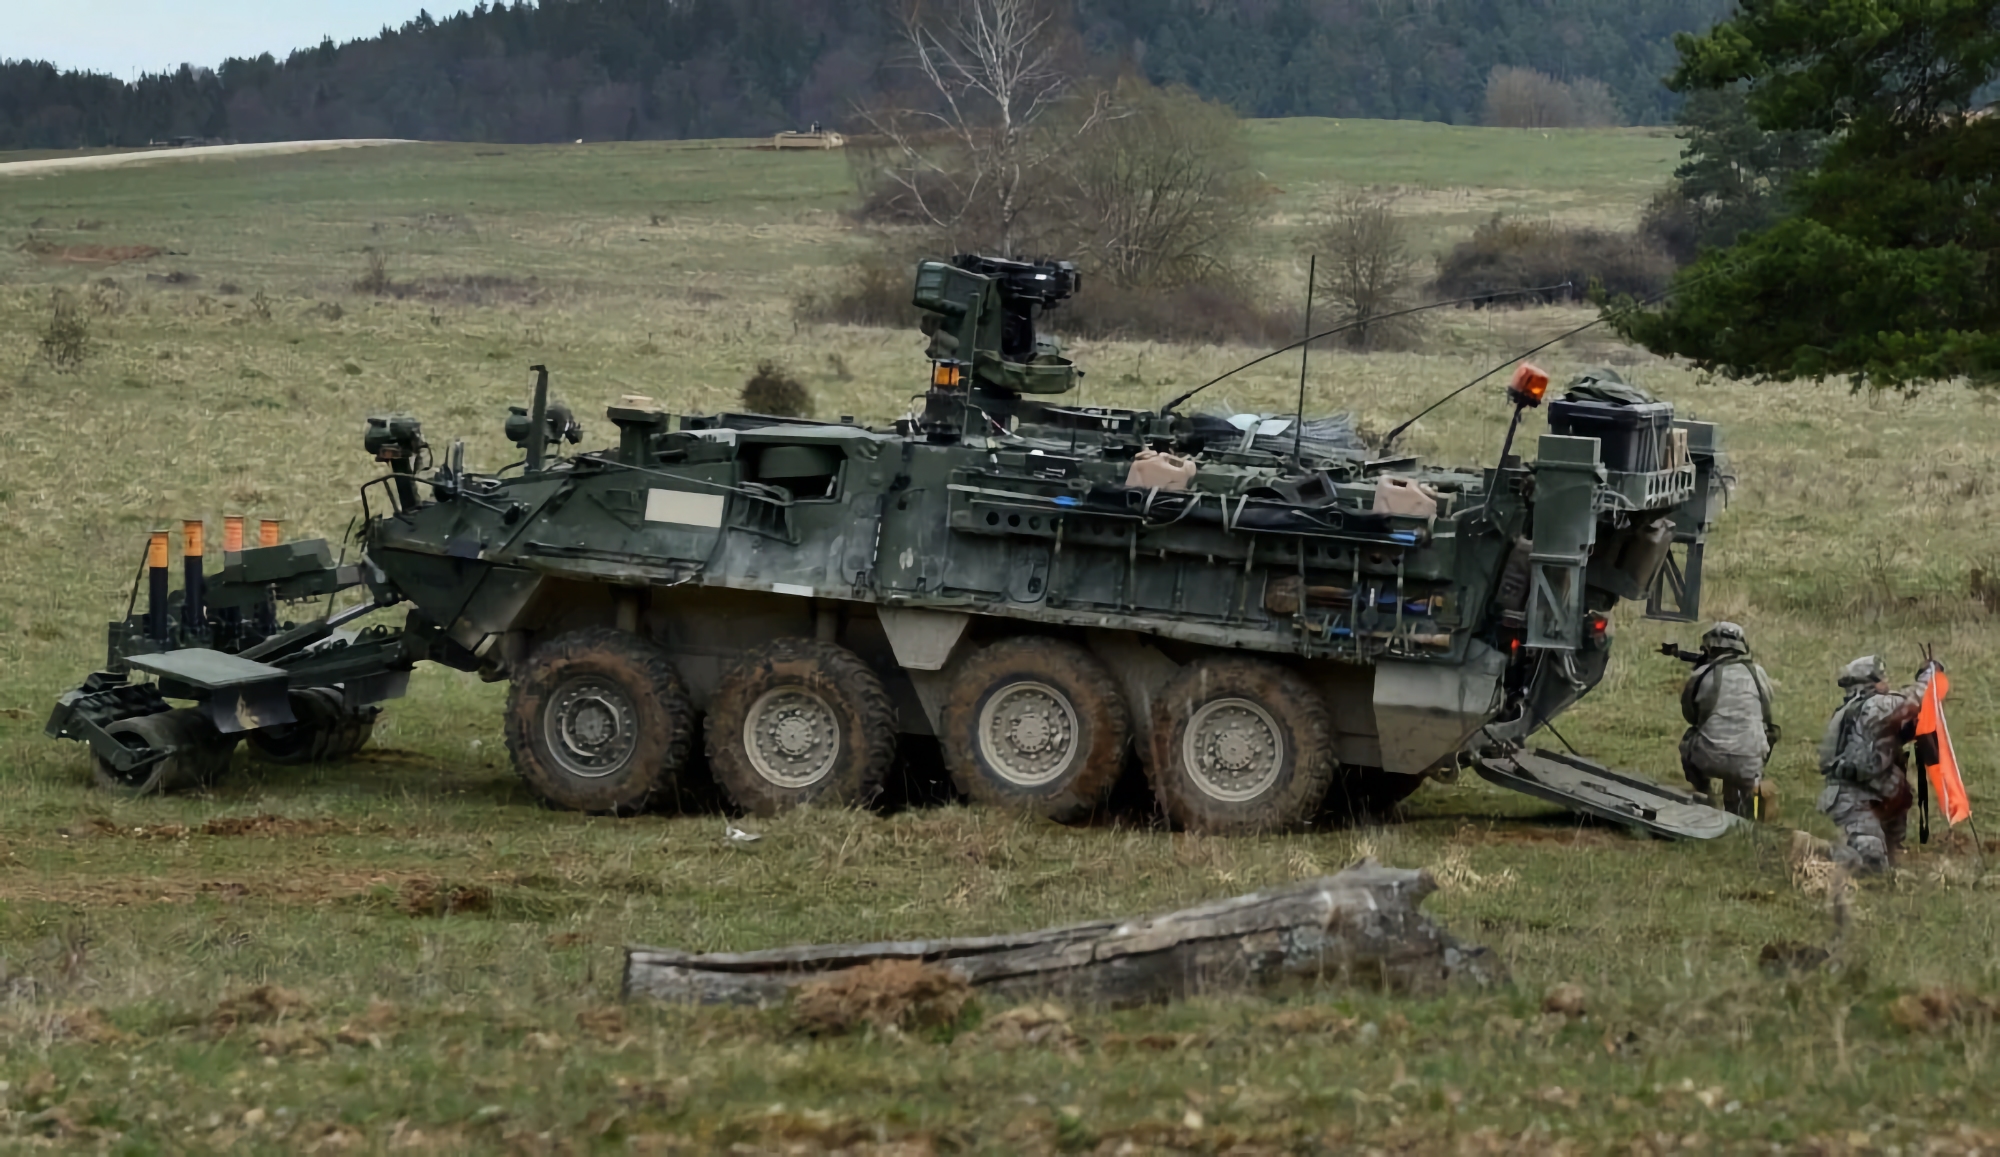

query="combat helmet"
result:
[1838,655,1886,689]
[1701,621,1750,656]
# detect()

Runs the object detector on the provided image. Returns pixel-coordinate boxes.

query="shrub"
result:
[799,250,1292,348]
[794,248,920,329]
[742,360,813,417]
[39,290,91,370]
[354,248,392,295]
[1304,192,1425,351]
[1638,189,1702,266]
[1483,67,1622,129]
[1053,278,1294,347]
[1433,215,1675,304]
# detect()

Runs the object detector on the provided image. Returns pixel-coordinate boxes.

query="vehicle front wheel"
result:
[707,638,896,816]
[504,628,692,814]
[1147,657,1335,835]
[92,708,233,797]
[940,636,1130,823]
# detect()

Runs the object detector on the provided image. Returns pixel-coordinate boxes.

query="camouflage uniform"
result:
[1816,655,1933,874]
[1679,622,1776,817]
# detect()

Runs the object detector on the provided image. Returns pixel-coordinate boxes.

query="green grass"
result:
[3,121,1999,1153]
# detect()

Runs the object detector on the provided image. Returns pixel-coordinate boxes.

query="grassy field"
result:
[3,122,2000,1154]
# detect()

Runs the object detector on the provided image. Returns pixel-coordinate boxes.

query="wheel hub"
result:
[976,681,1078,787]
[1184,698,1284,802]
[744,688,840,787]
[545,676,639,780]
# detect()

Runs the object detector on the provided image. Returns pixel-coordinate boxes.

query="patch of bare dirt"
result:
[63,813,363,840]
[1099,1030,1206,1051]
[577,1006,628,1042]
[211,985,312,1031]
[20,239,162,264]
[0,868,440,908]
[0,139,413,178]
[332,999,403,1051]
[1889,987,2000,1033]
[791,959,972,1035]
[397,878,493,917]
[977,1002,1077,1052]
[367,273,544,306]
[1454,824,1625,848]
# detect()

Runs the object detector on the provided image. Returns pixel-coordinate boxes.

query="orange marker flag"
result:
[1916,670,1972,826]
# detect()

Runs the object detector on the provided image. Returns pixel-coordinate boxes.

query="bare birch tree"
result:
[855,0,1104,253]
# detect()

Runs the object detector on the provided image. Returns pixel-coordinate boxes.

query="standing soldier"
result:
[1817,655,1939,874]
[1678,622,1778,817]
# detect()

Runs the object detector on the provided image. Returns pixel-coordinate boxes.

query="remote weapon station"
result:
[48,256,1734,836]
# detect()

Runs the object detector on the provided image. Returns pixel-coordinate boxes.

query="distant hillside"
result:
[0,0,1729,149]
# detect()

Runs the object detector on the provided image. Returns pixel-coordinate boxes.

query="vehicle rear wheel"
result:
[1148,657,1335,835]
[940,636,1130,823]
[708,638,895,816]
[245,687,378,765]
[504,628,692,814]
[92,708,233,797]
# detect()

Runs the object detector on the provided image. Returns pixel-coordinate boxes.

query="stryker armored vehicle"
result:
[48,254,1734,836]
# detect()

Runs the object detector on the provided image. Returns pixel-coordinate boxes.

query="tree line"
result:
[0,0,1730,149]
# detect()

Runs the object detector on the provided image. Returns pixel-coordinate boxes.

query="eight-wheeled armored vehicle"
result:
[48,255,1732,835]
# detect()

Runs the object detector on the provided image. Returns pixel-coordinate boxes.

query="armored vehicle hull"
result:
[49,256,1731,836]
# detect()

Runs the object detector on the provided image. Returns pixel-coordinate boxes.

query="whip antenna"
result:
[1157,283,1572,416]
[1291,255,1316,465]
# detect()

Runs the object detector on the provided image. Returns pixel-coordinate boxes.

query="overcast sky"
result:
[8,1,476,78]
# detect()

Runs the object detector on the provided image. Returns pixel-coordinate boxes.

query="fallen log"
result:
[624,860,1501,1009]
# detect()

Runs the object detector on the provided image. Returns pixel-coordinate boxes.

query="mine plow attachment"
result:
[1472,749,1745,840]
[124,650,295,734]
[46,674,176,776]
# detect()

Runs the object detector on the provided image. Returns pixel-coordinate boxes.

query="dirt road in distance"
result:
[0,139,415,177]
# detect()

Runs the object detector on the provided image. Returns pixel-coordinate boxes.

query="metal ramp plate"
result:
[1473,749,1746,840]
[126,650,288,689]
[124,650,294,734]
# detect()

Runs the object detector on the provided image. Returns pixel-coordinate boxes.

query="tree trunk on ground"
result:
[623,860,1502,1009]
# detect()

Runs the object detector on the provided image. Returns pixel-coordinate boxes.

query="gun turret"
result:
[912,255,1080,402]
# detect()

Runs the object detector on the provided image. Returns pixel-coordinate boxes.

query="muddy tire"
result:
[1324,767,1424,820]
[707,638,895,816]
[246,687,378,765]
[92,708,233,797]
[940,636,1130,823]
[504,628,692,814]
[1148,657,1336,835]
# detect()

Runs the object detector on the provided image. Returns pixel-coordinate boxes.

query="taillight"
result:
[1585,612,1610,648]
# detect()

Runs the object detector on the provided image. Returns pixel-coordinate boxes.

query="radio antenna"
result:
[1377,265,1738,454]
[1290,255,1316,466]
[1157,282,1571,417]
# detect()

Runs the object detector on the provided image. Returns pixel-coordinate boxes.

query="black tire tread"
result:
[504,627,692,815]
[940,636,1130,823]
[92,708,230,797]
[1148,657,1336,835]
[707,637,896,816]
[246,687,378,766]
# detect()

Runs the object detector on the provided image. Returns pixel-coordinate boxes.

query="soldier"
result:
[1678,622,1778,817]
[1817,655,1938,874]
